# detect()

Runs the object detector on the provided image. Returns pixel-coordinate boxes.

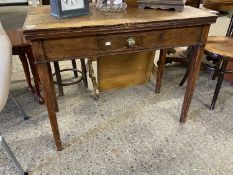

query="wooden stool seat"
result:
[205,36,233,60]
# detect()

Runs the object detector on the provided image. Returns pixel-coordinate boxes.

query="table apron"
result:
[35,25,207,63]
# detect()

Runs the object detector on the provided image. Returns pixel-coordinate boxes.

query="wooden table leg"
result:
[155,49,168,93]
[180,45,205,123]
[37,63,62,150]
[32,41,62,150]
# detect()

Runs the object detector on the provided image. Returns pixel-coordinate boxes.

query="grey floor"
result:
[1,6,233,175]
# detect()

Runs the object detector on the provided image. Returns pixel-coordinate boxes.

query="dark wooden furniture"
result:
[41,0,50,5]
[6,29,44,104]
[186,0,201,8]
[23,5,216,150]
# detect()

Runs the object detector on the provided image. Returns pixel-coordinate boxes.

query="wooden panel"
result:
[40,26,203,62]
[97,52,155,91]
[161,26,203,46]
[43,37,98,61]
[98,26,203,55]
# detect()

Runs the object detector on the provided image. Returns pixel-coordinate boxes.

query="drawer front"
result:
[161,26,203,47]
[98,26,203,54]
[98,32,162,53]
[43,37,98,61]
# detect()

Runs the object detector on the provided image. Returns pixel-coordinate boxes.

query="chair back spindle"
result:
[226,14,233,37]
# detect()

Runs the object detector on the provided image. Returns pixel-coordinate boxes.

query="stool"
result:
[6,29,44,104]
[53,59,88,97]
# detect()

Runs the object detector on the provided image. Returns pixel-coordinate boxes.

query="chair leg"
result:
[81,59,88,88]
[53,61,64,97]
[71,59,78,78]
[25,47,44,104]
[210,60,228,110]
[179,61,191,86]
[18,51,34,93]
[0,135,28,175]
[179,46,194,86]
[9,92,30,120]
[155,49,168,93]
[212,60,222,80]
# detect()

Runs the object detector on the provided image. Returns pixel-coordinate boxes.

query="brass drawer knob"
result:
[127,37,136,48]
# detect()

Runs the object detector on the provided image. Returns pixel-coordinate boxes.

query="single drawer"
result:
[43,37,98,61]
[98,32,163,54]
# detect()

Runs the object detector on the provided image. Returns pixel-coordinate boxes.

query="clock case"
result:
[50,0,89,18]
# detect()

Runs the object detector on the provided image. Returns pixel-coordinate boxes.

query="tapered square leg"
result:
[180,45,205,123]
[32,41,62,151]
[155,49,168,93]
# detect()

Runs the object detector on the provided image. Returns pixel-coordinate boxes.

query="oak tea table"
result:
[23,4,217,150]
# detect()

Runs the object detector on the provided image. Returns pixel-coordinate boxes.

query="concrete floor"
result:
[1,6,233,175]
[0,6,27,30]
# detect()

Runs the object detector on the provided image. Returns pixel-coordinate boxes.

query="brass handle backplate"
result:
[127,37,136,48]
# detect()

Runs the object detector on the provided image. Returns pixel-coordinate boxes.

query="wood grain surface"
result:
[23,4,216,40]
[97,52,155,90]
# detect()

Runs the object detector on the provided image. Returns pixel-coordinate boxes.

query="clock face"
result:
[61,0,85,11]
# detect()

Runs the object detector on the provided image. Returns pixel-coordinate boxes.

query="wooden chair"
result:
[6,29,44,104]
[156,4,233,110]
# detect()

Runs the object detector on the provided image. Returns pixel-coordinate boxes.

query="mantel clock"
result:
[50,0,89,18]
